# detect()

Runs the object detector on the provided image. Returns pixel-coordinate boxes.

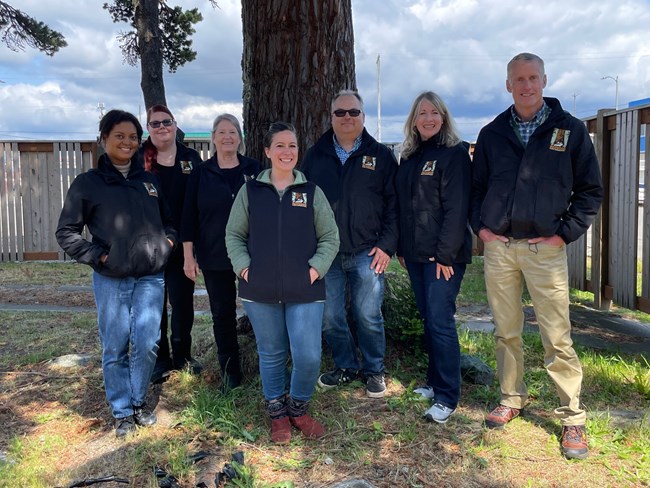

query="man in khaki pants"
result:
[470,52,603,460]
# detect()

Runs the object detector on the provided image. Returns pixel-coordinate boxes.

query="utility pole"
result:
[601,75,619,110]
[376,53,381,142]
[572,93,578,115]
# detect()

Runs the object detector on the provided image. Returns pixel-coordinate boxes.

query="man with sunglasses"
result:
[301,89,398,398]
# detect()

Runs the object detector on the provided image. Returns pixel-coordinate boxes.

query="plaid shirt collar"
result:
[510,101,550,146]
[333,133,362,165]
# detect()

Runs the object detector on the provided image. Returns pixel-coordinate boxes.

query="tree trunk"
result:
[135,0,166,110]
[241,0,356,164]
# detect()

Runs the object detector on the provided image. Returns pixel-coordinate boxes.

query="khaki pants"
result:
[484,239,586,425]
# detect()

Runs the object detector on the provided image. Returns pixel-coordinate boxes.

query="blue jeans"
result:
[405,260,466,409]
[243,301,324,402]
[93,272,164,419]
[322,251,386,375]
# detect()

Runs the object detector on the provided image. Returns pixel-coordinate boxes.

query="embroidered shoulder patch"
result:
[291,191,307,207]
[180,160,193,174]
[361,156,376,170]
[549,128,570,152]
[143,182,158,197]
[421,160,436,176]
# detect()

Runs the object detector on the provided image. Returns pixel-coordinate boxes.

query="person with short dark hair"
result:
[56,109,177,438]
[226,122,339,443]
[181,113,260,390]
[141,105,203,381]
[470,52,603,459]
[301,90,398,398]
[397,91,472,424]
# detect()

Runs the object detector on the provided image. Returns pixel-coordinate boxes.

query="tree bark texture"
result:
[136,0,166,109]
[241,0,356,164]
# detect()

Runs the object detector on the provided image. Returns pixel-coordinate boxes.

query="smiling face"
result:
[264,130,298,174]
[506,59,547,120]
[212,119,241,155]
[415,99,444,141]
[103,121,139,165]
[147,110,177,148]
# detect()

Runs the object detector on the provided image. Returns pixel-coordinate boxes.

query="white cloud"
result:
[1,0,650,143]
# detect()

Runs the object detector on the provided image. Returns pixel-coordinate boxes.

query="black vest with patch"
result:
[238,179,325,303]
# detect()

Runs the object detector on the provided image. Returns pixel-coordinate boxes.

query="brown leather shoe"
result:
[485,405,521,429]
[290,413,326,439]
[270,416,292,444]
[561,425,589,460]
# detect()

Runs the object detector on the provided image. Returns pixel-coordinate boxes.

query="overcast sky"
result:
[1,0,649,144]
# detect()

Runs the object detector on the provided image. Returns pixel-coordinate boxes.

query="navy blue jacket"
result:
[470,97,603,243]
[397,135,473,265]
[301,128,399,255]
[56,154,176,277]
[238,179,324,303]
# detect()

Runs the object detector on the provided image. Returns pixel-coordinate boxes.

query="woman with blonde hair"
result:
[396,91,472,424]
[181,114,260,390]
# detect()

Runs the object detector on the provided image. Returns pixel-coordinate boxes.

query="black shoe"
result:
[133,405,157,426]
[174,357,203,375]
[317,368,357,389]
[151,357,172,384]
[115,416,136,438]
[220,373,242,392]
[366,373,386,398]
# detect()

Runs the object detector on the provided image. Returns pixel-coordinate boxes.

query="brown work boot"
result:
[290,413,326,439]
[288,398,326,439]
[266,398,291,444]
[485,405,521,429]
[561,425,589,460]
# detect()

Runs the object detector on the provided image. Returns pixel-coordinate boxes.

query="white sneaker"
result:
[413,386,435,400]
[424,403,456,424]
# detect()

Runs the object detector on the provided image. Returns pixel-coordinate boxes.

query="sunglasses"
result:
[332,109,362,118]
[148,118,175,129]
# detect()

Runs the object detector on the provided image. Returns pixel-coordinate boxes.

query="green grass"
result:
[0,260,649,486]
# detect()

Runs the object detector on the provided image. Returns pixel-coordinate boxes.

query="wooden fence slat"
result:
[610,116,621,304]
[0,143,10,260]
[642,123,650,300]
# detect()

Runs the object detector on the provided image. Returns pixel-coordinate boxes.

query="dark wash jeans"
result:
[405,260,466,409]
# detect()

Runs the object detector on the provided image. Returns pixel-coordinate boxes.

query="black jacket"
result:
[181,154,260,270]
[397,135,472,265]
[56,154,177,277]
[238,179,324,303]
[139,140,202,232]
[470,97,603,243]
[301,128,398,255]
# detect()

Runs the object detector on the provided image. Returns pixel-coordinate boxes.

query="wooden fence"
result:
[1,107,649,312]
[583,104,650,313]
[0,141,96,261]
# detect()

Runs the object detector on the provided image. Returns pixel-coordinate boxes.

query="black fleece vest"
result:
[238,179,325,303]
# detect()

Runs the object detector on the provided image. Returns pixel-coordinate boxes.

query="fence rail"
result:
[1,107,649,313]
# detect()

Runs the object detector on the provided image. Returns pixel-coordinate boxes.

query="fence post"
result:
[592,109,612,311]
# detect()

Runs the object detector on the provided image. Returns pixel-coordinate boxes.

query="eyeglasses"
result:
[332,109,362,118]
[148,119,174,129]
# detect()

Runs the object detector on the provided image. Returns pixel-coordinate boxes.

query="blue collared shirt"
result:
[333,133,362,165]
[510,101,550,146]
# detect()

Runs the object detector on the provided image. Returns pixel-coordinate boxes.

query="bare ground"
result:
[0,284,648,487]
